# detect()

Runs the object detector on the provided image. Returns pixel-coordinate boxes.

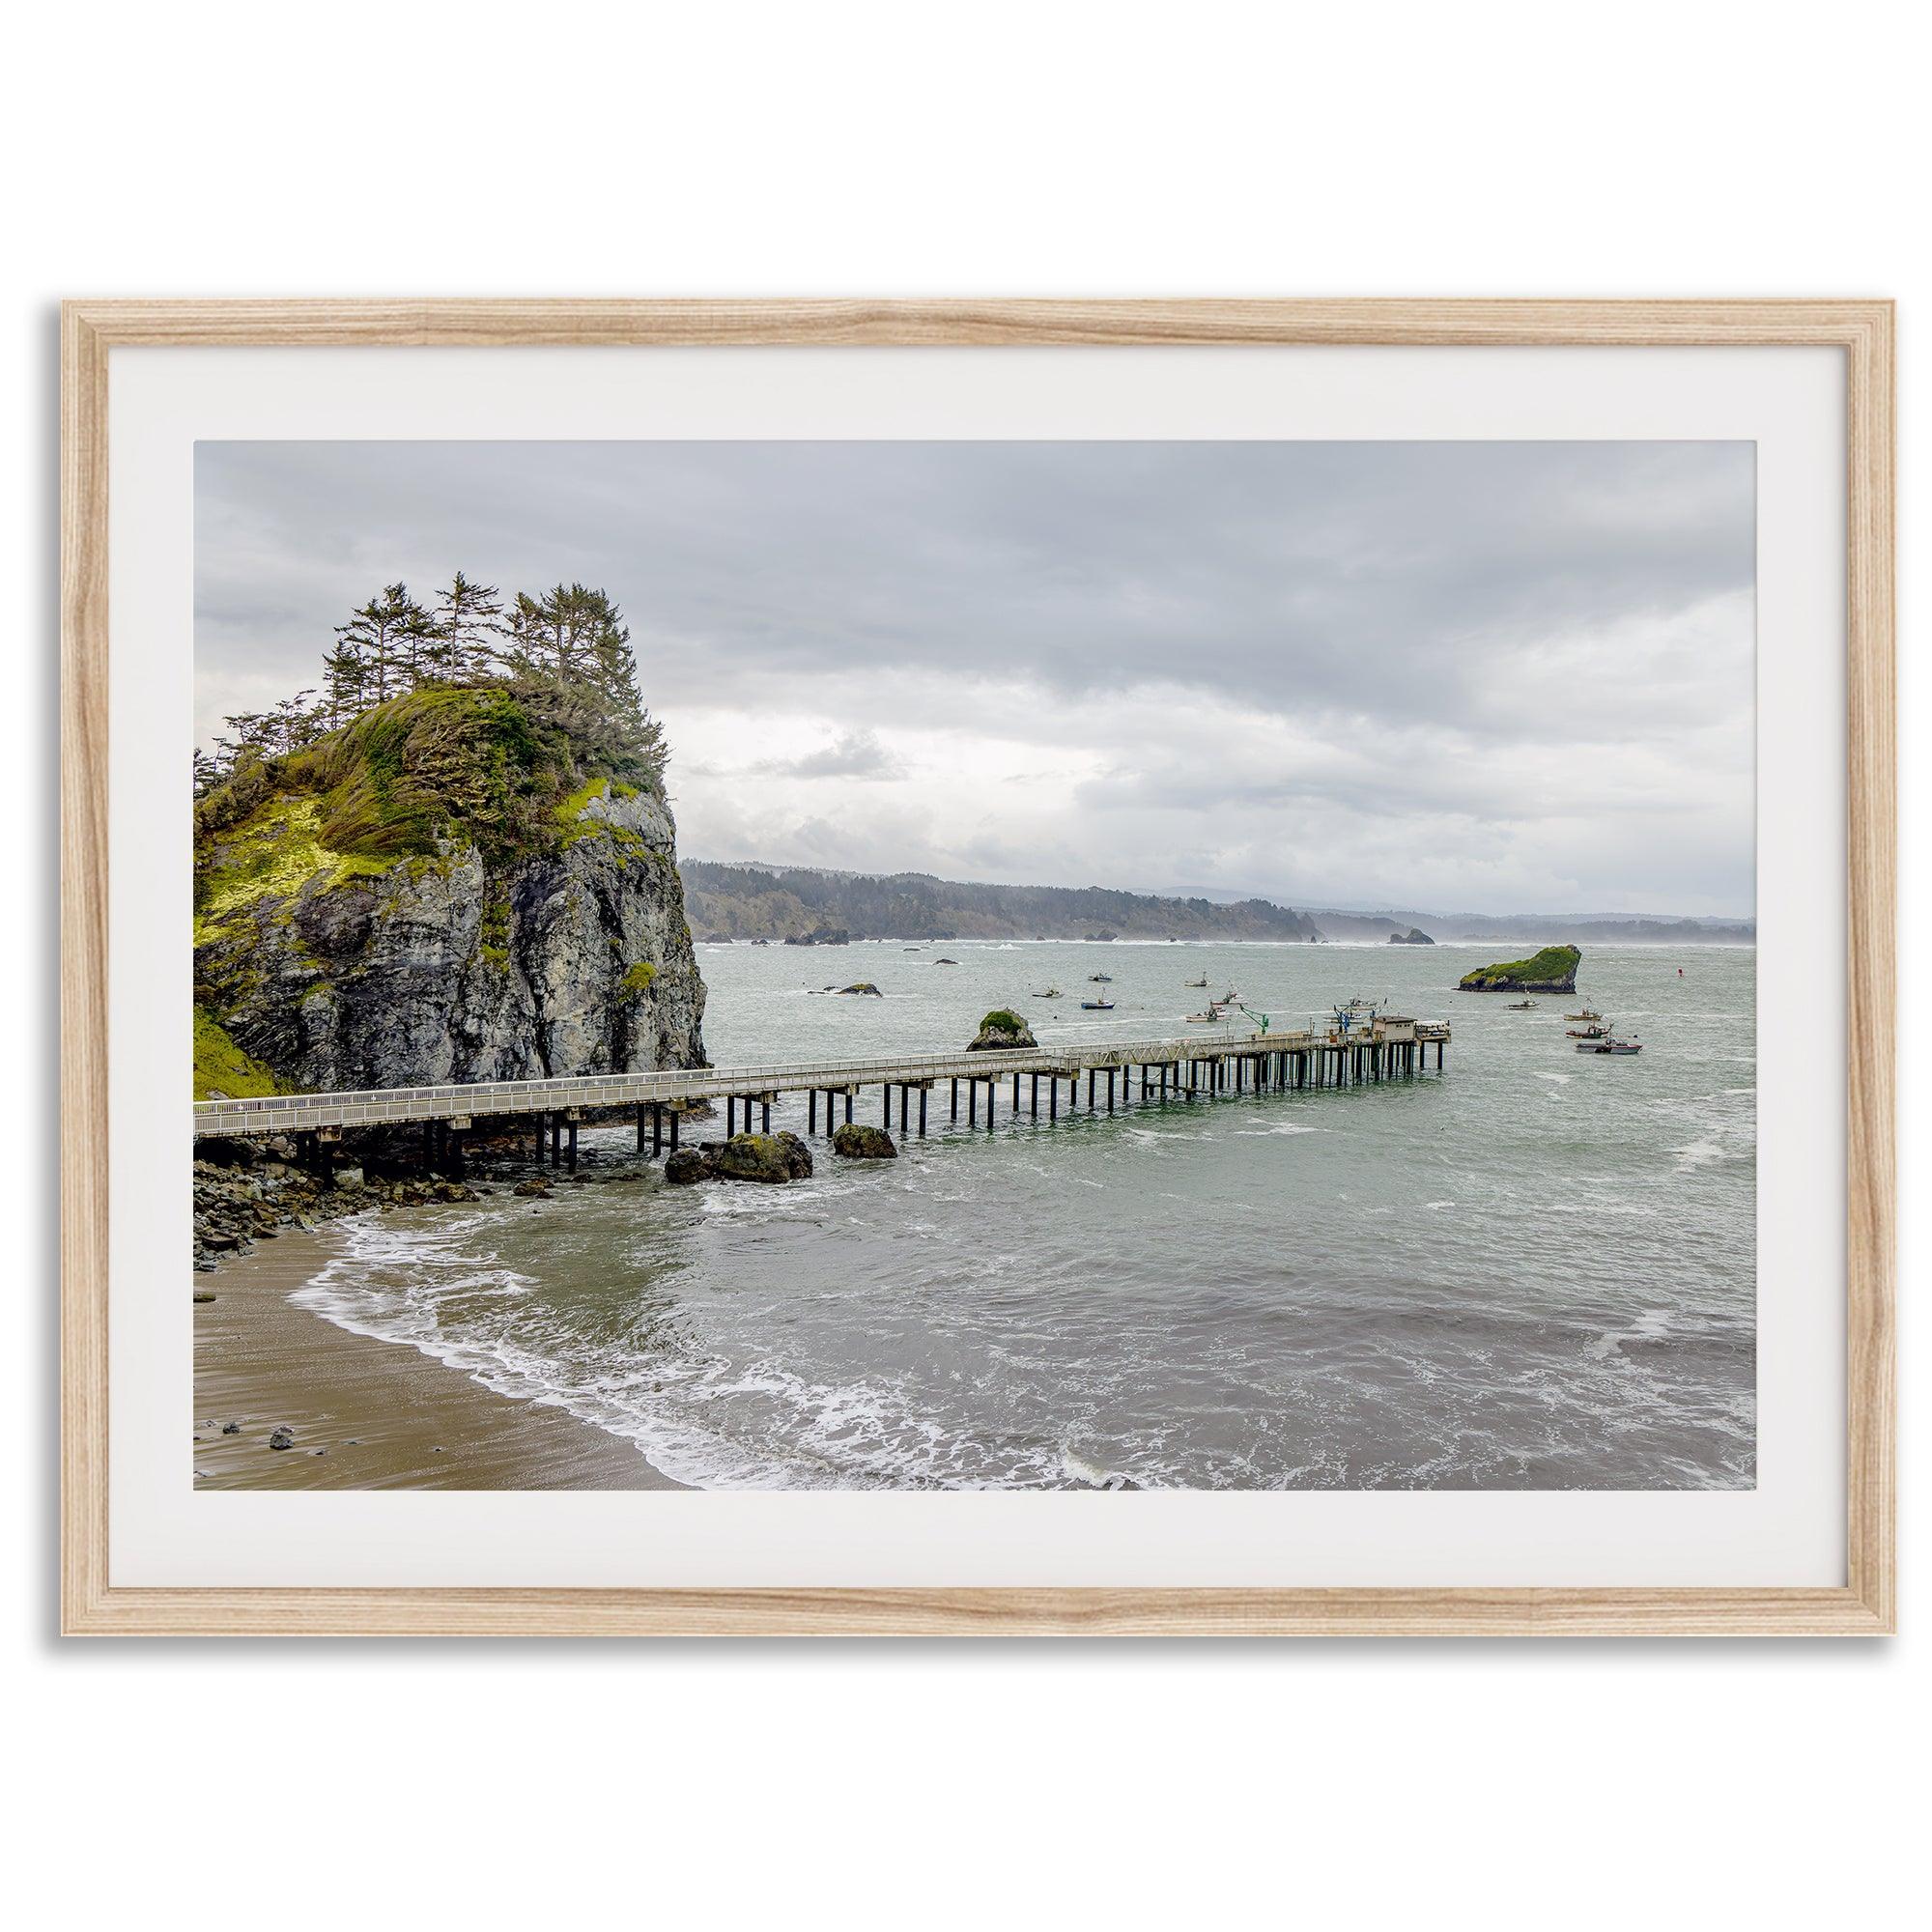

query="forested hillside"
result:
[678,862,1322,943]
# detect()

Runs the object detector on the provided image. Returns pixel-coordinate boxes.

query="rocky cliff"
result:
[194,686,706,1094]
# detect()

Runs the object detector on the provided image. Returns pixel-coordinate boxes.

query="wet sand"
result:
[192,1218,685,1491]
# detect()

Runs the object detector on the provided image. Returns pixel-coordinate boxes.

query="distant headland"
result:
[682,859,1755,948]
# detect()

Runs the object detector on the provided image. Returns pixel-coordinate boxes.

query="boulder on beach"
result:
[832,1122,897,1160]
[967,1008,1037,1051]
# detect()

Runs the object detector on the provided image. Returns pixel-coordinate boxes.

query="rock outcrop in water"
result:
[832,1122,896,1159]
[1389,925,1435,945]
[194,686,707,1094]
[967,1009,1037,1051]
[665,1131,813,1184]
[1458,944,1581,993]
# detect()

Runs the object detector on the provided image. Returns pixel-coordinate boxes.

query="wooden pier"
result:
[192,1017,1449,1170]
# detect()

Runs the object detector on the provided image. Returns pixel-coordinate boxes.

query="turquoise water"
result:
[295,940,1756,1490]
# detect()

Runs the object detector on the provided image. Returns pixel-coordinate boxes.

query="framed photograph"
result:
[61,298,1893,1635]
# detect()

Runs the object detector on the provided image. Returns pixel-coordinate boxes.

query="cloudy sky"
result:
[196,440,1755,917]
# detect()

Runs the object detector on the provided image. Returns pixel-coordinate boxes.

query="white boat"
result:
[1184,975,1208,988]
[1081,997,1116,1010]
[1577,1031,1642,1055]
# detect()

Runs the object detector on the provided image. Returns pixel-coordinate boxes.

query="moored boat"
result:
[1577,1030,1642,1054]
[1081,996,1116,1010]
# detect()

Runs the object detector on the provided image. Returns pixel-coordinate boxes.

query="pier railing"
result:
[191,1020,1440,1139]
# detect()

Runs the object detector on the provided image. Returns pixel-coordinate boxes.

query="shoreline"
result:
[192,1216,687,1491]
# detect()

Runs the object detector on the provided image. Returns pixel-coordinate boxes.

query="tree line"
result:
[195,576,651,796]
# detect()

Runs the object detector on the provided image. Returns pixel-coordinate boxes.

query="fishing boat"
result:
[1577,1031,1642,1055]
[1184,1009,1219,1024]
[1565,1005,1603,1022]
[1566,1022,1609,1039]
[1505,999,1539,1010]
[1081,996,1116,1010]
[1033,985,1063,1000]
[1088,972,1113,983]
[1217,988,1239,1005]
[1184,975,1208,988]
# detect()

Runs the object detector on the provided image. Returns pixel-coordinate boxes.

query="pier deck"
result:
[194,1018,1449,1156]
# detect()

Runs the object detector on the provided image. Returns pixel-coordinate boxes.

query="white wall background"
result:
[4,4,1920,1926]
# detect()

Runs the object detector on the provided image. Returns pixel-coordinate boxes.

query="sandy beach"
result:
[192,1216,684,1491]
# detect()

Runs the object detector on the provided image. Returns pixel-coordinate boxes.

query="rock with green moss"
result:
[1457,945,1581,992]
[192,687,707,1093]
[712,1132,800,1184]
[193,1008,283,1100]
[967,1009,1037,1051]
[832,1122,896,1159]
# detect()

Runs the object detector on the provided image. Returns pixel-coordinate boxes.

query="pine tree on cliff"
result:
[427,572,505,682]
[333,583,430,703]
[321,636,371,724]
[505,582,645,713]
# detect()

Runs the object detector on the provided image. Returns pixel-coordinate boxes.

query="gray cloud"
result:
[757,728,905,781]
[196,440,1754,917]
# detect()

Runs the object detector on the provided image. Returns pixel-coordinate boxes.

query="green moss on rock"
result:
[194,796,392,946]
[193,1008,282,1099]
[1458,945,1581,992]
[621,960,658,996]
[968,1008,1037,1050]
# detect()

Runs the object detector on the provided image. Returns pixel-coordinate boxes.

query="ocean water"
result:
[293,940,1757,1490]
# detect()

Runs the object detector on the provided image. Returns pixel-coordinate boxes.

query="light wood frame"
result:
[61,298,1895,1636]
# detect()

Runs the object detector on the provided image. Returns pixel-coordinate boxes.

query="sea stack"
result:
[1457,945,1581,993]
[193,687,707,1094]
[967,1009,1037,1051]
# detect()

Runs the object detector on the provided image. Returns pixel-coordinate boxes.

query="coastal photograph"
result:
[190,439,1757,1492]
